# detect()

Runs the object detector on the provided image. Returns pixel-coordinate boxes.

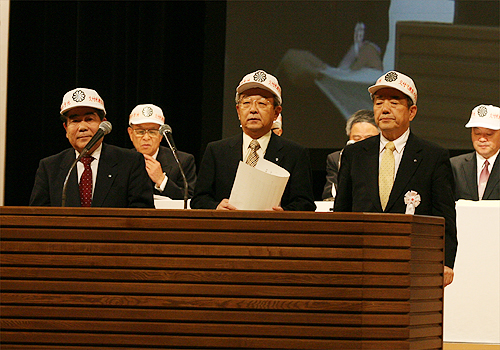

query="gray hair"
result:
[345,109,377,136]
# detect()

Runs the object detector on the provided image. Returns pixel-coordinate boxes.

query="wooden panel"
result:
[0,206,445,349]
[395,22,500,150]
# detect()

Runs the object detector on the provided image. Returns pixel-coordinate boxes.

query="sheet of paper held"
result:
[228,159,290,210]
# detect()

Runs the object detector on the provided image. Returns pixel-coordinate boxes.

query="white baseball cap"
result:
[60,88,106,116]
[465,104,500,130]
[129,104,165,126]
[236,70,282,105]
[368,71,417,105]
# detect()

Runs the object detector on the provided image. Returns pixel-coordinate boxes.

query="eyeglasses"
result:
[238,97,273,110]
[132,128,160,137]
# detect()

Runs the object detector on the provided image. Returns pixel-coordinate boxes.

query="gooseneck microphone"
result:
[61,121,112,207]
[159,124,189,209]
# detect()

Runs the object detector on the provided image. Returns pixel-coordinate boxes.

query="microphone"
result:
[159,124,189,209]
[159,124,176,152]
[346,140,356,146]
[79,121,112,158]
[61,121,112,207]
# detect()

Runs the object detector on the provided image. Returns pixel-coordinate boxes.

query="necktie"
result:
[246,140,261,167]
[478,159,490,200]
[79,156,94,207]
[379,141,396,210]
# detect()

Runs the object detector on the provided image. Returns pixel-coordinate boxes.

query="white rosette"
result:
[404,190,421,215]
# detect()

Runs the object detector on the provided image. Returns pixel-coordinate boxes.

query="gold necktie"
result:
[246,140,260,167]
[379,141,395,210]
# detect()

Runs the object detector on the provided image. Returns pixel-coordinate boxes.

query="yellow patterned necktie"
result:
[379,141,395,210]
[246,140,260,167]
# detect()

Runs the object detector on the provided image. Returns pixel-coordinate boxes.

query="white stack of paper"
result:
[229,159,290,210]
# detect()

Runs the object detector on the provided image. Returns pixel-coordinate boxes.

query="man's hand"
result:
[444,266,454,287]
[217,199,237,210]
[143,154,165,187]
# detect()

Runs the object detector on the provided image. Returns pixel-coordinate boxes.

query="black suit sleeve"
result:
[190,142,220,209]
[432,149,458,268]
[29,158,52,206]
[322,152,339,200]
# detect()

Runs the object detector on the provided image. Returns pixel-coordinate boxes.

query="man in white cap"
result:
[30,88,154,208]
[191,69,315,211]
[334,71,457,287]
[451,104,500,200]
[128,104,197,200]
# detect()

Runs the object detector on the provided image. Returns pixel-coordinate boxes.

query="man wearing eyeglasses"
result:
[191,70,316,211]
[30,88,154,208]
[128,104,197,200]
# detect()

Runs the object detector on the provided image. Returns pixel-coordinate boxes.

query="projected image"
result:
[223,0,482,149]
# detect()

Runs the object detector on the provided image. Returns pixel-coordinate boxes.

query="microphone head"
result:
[346,140,356,146]
[99,121,112,135]
[159,124,172,134]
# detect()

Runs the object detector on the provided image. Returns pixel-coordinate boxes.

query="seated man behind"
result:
[322,109,379,200]
[451,104,500,200]
[128,104,197,200]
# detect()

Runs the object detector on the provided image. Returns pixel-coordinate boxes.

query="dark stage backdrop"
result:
[5,1,226,206]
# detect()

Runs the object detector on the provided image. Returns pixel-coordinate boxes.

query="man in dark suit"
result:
[127,104,196,200]
[30,88,154,208]
[191,70,315,211]
[451,104,500,201]
[322,109,378,200]
[334,71,457,287]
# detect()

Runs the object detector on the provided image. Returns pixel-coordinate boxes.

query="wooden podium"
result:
[1,207,445,349]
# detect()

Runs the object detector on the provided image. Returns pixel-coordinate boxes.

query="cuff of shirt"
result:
[154,173,168,192]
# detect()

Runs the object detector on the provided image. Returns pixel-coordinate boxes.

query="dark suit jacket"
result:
[30,143,154,208]
[334,132,458,268]
[191,133,316,211]
[322,150,341,200]
[451,151,500,201]
[154,145,197,199]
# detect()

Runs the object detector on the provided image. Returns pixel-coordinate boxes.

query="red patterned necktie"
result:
[478,159,490,200]
[79,156,94,207]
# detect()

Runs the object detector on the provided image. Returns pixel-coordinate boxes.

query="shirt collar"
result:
[476,149,499,168]
[242,131,272,154]
[380,128,410,154]
[75,143,102,161]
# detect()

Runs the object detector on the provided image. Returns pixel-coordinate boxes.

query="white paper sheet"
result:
[228,159,290,210]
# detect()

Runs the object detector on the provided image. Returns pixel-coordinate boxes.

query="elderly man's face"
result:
[373,88,417,141]
[471,127,500,159]
[63,106,104,153]
[236,88,281,139]
[128,122,163,157]
[349,122,379,142]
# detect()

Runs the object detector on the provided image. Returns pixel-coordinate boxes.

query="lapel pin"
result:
[108,174,112,178]
[414,159,417,162]
[275,158,279,162]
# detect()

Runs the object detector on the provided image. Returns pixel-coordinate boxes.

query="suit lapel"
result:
[362,137,383,211]
[92,144,118,207]
[386,133,422,211]
[60,150,81,207]
[461,152,479,200]
[484,156,500,199]
[264,133,284,165]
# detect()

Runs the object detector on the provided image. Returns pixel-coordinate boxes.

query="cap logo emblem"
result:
[142,106,154,117]
[478,105,488,117]
[72,90,86,103]
[253,70,267,82]
[384,71,398,82]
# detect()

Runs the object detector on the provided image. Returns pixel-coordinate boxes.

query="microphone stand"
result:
[164,136,189,209]
[61,148,90,207]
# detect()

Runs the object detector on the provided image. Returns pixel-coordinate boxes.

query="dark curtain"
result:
[5,1,226,205]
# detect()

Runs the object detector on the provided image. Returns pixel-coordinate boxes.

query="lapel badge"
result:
[404,190,421,215]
